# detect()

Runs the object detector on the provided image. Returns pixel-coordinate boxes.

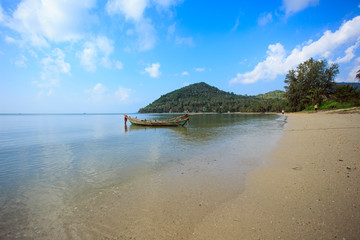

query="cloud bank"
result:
[231,16,360,84]
[4,0,96,47]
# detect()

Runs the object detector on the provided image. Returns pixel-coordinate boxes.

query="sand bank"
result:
[191,112,360,239]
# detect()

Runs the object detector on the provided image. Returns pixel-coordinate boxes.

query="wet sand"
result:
[191,112,360,239]
[23,112,360,239]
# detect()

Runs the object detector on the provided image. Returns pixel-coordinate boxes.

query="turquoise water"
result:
[0,113,285,237]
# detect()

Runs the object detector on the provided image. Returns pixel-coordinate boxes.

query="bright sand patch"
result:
[191,113,360,239]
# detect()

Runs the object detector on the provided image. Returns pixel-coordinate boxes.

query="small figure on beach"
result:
[282,109,285,115]
[124,114,128,125]
[314,104,318,113]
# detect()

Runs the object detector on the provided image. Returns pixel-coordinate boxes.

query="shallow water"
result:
[0,113,285,238]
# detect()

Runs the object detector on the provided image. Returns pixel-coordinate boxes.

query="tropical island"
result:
[139,82,286,113]
[139,58,360,113]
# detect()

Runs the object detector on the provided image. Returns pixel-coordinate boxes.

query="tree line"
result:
[284,58,360,112]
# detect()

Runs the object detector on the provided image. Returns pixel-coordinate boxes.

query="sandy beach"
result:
[191,112,360,239]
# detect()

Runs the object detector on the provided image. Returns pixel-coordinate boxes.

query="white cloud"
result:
[33,48,70,94]
[195,68,205,72]
[115,87,131,101]
[231,16,360,84]
[106,0,182,51]
[231,43,286,84]
[231,17,240,31]
[0,4,4,23]
[34,74,59,89]
[37,88,54,97]
[106,0,148,21]
[135,18,157,51]
[87,83,132,103]
[167,23,194,47]
[126,29,135,36]
[96,35,114,57]
[15,54,28,67]
[5,36,19,44]
[93,83,108,95]
[106,0,157,51]
[282,0,319,16]
[42,48,71,74]
[258,13,273,26]
[5,0,96,47]
[78,41,97,72]
[152,0,182,9]
[345,57,360,82]
[167,23,176,38]
[181,71,189,76]
[78,36,123,71]
[332,41,360,64]
[86,83,109,102]
[145,62,161,78]
[175,36,194,46]
[115,61,124,69]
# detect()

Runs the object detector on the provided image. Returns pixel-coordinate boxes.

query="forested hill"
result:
[139,82,286,113]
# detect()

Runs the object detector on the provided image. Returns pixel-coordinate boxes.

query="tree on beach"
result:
[356,69,360,81]
[284,58,339,111]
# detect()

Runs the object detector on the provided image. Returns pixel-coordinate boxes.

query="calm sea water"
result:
[0,113,285,238]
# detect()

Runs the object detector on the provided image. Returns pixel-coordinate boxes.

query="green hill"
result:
[139,82,286,113]
[256,90,285,100]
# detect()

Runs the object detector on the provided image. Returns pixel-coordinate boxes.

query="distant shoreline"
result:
[1,107,358,116]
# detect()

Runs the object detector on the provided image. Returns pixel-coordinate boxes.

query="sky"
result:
[0,0,360,113]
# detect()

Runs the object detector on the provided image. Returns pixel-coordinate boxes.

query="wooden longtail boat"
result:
[124,114,189,126]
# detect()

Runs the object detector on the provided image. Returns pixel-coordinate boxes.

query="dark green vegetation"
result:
[284,58,360,112]
[139,82,286,113]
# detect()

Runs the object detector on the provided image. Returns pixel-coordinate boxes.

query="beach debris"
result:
[338,159,344,162]
[346,167,352,171]
[292,166,302,170]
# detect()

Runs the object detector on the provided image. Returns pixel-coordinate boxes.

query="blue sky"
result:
[0,0,360,113]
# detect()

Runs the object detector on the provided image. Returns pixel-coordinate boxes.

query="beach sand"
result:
[34,112,360,239]
[191,112,360,239]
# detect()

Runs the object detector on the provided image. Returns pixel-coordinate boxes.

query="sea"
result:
[0,113,286,238]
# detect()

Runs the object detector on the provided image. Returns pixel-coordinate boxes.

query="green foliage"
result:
[332,84,360,105]
[139,82,286,113]
[304,101,356,111]
[284,58,339,112]
[256,90,285,100]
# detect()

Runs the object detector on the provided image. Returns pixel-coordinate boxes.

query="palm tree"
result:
[356,69,360,81]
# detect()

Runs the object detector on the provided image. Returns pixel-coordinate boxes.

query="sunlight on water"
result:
[0,113,285,238]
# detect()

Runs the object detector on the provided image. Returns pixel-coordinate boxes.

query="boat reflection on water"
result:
[126,123,189,136]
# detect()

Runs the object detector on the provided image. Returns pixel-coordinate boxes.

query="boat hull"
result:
[125,115,189,127]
